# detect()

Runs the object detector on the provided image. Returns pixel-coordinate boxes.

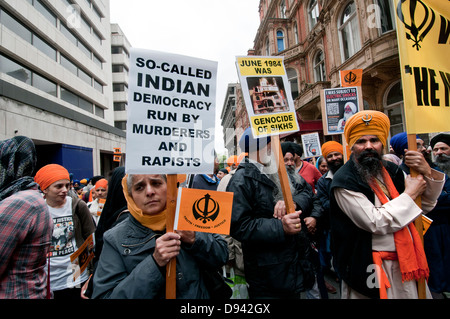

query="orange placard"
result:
[340,69,362,87]
[174,188,233,235]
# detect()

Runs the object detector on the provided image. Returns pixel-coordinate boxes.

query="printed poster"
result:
[236,56,299,137]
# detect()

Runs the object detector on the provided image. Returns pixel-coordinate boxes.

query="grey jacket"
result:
[91,215,228,299]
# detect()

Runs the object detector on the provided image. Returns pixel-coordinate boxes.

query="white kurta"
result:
[334,169,445,299]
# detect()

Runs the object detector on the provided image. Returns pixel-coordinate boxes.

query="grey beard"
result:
[266,164,298,205]
[435,154,450,176]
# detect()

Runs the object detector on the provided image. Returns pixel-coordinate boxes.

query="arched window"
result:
[287,68,299,99]
[338,1,361,61]
[308,0,319,30]
[384,81,405,138]
[314,50,326,82]
[277,30,285,52]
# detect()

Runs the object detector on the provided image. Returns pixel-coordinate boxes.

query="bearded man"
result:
[227,128,315,299]
[329,110,445,299]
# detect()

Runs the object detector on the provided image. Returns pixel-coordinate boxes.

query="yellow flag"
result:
[393,0,450,134]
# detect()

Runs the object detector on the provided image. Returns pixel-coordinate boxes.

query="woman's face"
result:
[130,175,167,215]
[44,179,70,208]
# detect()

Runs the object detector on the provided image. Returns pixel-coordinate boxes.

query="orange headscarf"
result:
[321,141,343,158]
[344,110,390,148]
[34,164,70,191]
[95,178,108,189]
[121,174,166,231]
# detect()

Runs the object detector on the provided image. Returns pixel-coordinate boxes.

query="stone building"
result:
[248,0,410,143]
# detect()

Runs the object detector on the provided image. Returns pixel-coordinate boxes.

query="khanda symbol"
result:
[344,71,357,84]
[396,0,435,51]
[192,193,220,224]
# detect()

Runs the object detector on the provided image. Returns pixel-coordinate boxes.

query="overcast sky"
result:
[109,0,261,155]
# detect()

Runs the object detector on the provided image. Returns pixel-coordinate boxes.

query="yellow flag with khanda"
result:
[174,188,233,235]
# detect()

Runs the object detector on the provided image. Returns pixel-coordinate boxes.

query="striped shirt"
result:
[0,188,53,298]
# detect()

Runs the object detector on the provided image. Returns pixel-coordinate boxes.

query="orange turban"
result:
[226,155,238,167]
[95,178,108,189]
[344,110,390,148]
[321,141,343,158]
[34,164,70,191]
[236,152,248,164]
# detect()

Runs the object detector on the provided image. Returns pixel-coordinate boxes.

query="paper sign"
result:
[321,86,362,135]
[174,188,233,235]
[70,234,94,281]
[125,48,218,174]
[236,56,299,137]
[301,132,322,158]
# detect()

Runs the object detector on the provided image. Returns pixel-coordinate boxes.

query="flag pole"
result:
[165,174,178,299]
[407,134,426,299]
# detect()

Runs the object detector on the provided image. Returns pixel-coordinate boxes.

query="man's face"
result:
[326,151,344,173]
[130,174,167,215]
[433,142,450,163]
[352,135,384,164]
[95,186,108,199]
[283,152,296,172]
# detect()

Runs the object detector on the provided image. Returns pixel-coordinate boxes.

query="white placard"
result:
[125,48,218,174]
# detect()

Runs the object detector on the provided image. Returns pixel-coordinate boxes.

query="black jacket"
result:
[226,160,315,298]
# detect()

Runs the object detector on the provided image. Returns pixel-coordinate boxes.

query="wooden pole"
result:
[165,174,178,299]
[272,135,296,214]
[406,134,426,299]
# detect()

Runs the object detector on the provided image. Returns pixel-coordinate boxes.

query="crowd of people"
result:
[1,110,449,300]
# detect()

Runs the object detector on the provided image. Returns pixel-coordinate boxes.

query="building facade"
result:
[110,22,130,132]
[249,0,413,144]
[0,0,126,179]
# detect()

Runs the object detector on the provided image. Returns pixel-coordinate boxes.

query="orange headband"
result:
[34,164,70,191]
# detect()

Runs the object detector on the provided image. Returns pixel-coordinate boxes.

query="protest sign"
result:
[393,0,450,134]
[321,86,362,135]
[70,234,94,282]
[125,48,218,174]
[174,188,233,235]
[236,56,299,137]
[301,132,322,158]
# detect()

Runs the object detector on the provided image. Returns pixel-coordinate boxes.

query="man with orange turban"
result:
[329,110,445,299]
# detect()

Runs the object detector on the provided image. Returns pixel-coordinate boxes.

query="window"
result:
[95,105,104,118]
[34,0,57,26]
[286,68,299,100]
[314,50,326,82]
[384,81,405,138]
[33,35,56,60]
[277,30,285,53]
[293,22,299,45]
[61,87,93,113]
[60,54,78,75]
[113,83,127,92]
[338,1,361,61]
[114,102,127,111]
[308,0,320,30]
[115,121,127,130]
[1,9,32,42]
[0,54,56,96]
[279,0,286,18]
[376,0,395,33]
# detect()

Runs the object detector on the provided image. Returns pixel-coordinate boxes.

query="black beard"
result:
[435,154,450,176]
[354,149,383,183]
[327,159,344,174]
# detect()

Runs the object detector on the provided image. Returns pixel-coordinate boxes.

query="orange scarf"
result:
[369,166,429,298]
[121,175,166,231]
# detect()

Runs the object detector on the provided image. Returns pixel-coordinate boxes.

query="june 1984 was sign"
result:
[126,48,218,174]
